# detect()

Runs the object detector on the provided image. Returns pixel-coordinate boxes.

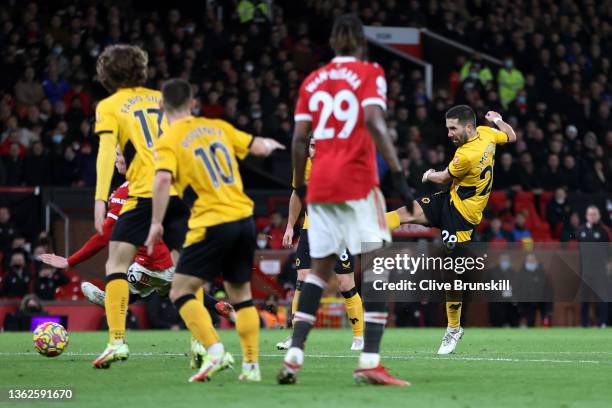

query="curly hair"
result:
[96,44,148,93]
[330,14,365,56]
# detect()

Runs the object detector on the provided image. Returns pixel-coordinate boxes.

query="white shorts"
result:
[307,187,390,258]
[126,263,174,298]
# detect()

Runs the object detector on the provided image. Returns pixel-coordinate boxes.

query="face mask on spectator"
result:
[257,238,268,249]
[53,45,63,55]
[505,59,513,69]
[500,260,511,270]
[52,133,64,144]
[10,264,24,274]
[525,262,538,272]
[517,95,526,104]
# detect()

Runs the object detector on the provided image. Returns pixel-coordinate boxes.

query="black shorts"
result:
[176,217,256,284]
[419,191,476,244]
[294,229,354,274]
[111,196,189,251]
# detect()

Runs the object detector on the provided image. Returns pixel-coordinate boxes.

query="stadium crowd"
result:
[0,1,610,326]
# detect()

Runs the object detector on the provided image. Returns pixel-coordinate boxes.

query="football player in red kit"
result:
[278,14,413,386]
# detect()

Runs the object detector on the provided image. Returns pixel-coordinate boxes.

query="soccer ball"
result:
[32,322,69,357]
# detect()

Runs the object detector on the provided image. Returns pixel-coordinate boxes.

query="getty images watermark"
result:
[371,252,512,292]
[360,242,612,303]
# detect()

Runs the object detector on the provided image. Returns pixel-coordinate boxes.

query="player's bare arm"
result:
[145,170,172,255]
[291,120,311,202]
[283,190,302,247]
[93,135,117,235]
[250,137,285,156]
[422,168,453,184]
[364,105,414,212]
[485,110,517,142]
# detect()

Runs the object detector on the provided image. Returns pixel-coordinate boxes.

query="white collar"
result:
[332,56,357,63]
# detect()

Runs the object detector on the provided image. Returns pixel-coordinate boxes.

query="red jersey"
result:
[294,56,387,203]
[67,182,173,270]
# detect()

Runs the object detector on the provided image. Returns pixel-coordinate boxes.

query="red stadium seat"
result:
[488,191,507,214]
[255,216,270,230]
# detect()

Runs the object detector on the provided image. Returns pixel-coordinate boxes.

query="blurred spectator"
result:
[76,141,96,187]
[0,206,17,254]
[498,56,525,108]
[259,293,286,328]
[459,53,493,87]
[482,218,512,242]
[14,67,45,108]
[511,213,532,242]
[577,206,610,328]
[3,142,24,186]
[517,152,541,192]
[582,161,610,193]
[540,154,564,191]
[493,152,519,191]
[517,253,553,327]
[560,212,581,242]
[262,212,285,249]
[23,141,52,186]
[0,251,31,298]
[2,294,47,331]
[42,65,70,104]
[256,231,269,250]
[33,262,68,300]
[486,254,519,327]
[561,155,580,192]
[546,188,572,232]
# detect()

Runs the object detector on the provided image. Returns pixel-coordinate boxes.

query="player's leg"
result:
[223,217,260,381]
[278,254,337,384]
[276,267,308,350]
[437,213,474,354]
[277,230,310,350]
[171,272,233,382]
[351,188,408,386]
[224,281,260,381]
[92,241,137,368]
[335,253,364,350]
[396,200,429,225]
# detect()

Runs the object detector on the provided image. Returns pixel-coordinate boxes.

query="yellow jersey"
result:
[154,116,254,240]
[94,87,177,201]
[448,126,509,225]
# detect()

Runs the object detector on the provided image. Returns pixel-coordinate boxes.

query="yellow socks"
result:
[446,301,463,329]
[175,295,220,347]
[235,300,260,363]
[342,287,364,337]
[105,273,129,343]
[385,210,401,230]
[192,288,205,343]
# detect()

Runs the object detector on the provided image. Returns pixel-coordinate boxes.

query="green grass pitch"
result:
[1,328,611,408]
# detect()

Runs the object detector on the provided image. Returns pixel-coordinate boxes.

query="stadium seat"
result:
[488,191,507,213]
[255,216,270,230]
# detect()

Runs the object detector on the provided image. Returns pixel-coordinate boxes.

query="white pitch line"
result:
[0,352,607,365]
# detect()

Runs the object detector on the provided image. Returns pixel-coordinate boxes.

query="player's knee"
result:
[224,282,251,304]
[337,274,356,292]
[297,269,310,281]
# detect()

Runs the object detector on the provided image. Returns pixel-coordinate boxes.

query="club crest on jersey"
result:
[421,197,431,204]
